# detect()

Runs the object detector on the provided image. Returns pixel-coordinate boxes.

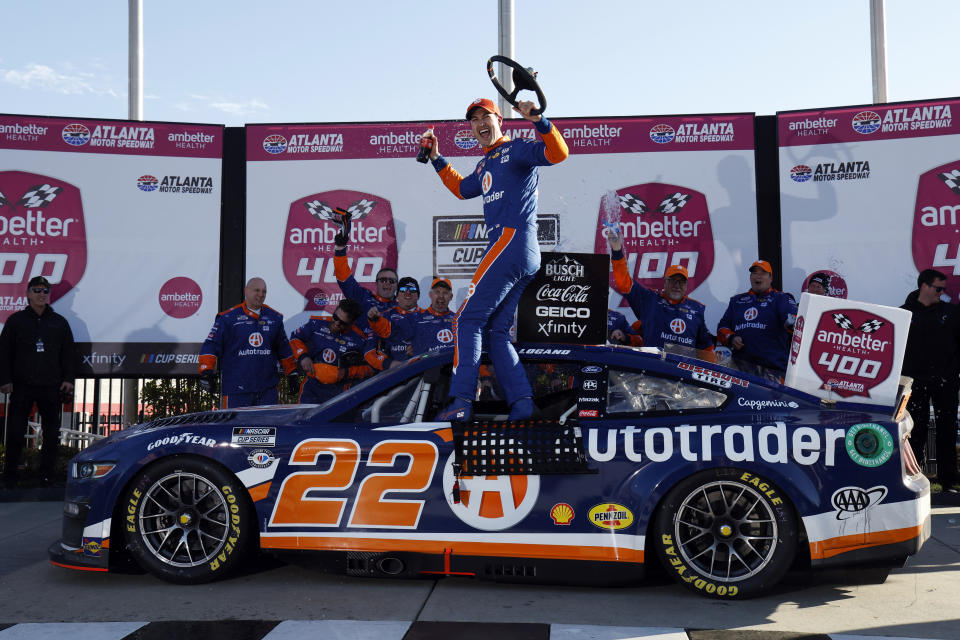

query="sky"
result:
[1,0,959,127]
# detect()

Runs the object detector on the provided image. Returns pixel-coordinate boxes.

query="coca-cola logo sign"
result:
[517,252,608,344]
[282,189,398,315]
[593,183,714,310]
[913,160,960,300]
[809,308,895,399]
[0,170,87,324]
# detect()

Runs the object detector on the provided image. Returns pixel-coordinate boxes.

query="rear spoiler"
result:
[894,375,913,422]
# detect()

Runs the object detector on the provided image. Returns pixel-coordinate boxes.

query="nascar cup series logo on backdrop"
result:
[809,308,895,399]
[282,189,397,314]
[0,170,87,324]
[912,160,960,299]
[592,183,714,302]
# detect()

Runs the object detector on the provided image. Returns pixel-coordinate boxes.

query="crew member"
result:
[368,278,456,367]
[807,272,831,296]
[606,231,713,356]
[607,309,642,346]
[421,97,568,421]
[199,277,296,408]
[717,260,797,375]
[0,276,77,488]
[901,268,960,490]
[290,299,374,404]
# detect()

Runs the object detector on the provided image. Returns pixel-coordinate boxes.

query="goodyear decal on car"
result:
[588,503,634,530]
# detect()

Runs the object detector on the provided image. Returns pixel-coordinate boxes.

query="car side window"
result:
[472,361,580,420]
[606,369,726,414]
[335,374,429,424]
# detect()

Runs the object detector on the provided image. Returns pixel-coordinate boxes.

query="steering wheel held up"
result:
[486,55,546,116]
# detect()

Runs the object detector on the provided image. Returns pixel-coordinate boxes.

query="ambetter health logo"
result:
[0,171,87,324]
[912,160,960,300]
[809,308,895,399]
[282,189,398,314]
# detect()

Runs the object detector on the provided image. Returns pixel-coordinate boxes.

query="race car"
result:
[50,344,930,599]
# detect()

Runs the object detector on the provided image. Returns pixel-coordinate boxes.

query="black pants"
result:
[907,375,959,486]
[4,385,61,486]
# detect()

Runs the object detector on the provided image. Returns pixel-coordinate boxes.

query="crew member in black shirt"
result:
[0,276,77,488]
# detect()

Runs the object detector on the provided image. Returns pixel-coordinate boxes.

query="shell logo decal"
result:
[549,503,575,525]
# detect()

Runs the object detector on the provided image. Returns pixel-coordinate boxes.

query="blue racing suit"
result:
[607,309,642,346]
[431,117,568,404]
[611,251,714,353]
[199,303,295,408]
[369,307,455,369]
[289,317,373,404]
[717,289,797,372]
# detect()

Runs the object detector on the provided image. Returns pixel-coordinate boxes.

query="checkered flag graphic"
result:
[938,169,960,196]
[17,184,62,209]
[858,318,885,334]
[345,198,376,220]
[832,313,854,330]
[617,193,648,215]
[656,192,690,214]
[305,199,338,222]
[0,190,7,208]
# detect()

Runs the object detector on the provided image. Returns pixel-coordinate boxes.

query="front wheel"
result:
[122,456,252,584]
[654,468,798,599]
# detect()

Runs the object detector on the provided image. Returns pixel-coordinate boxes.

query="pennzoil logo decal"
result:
[588,503,634,530]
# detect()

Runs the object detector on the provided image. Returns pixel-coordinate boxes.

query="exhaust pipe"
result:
[377,556,405,575]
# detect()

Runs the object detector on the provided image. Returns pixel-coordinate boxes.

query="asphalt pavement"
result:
[0,494,958,640]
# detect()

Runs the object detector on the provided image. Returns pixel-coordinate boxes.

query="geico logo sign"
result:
[587,422,845,466]
[536,306,589,318]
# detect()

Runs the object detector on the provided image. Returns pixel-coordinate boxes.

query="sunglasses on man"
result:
[398,285,419,293]
[330,313,354,327]
[31,287,50,294]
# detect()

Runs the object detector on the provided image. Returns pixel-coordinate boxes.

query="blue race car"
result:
[50,344,930,599]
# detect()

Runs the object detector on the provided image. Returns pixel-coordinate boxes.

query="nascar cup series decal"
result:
[913,160,960,300]
[0,170,87,324]
[592,183,714,305]
[282,189,398,315]
[809,308,895,398]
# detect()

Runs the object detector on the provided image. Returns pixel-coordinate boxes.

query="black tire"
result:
[654,468,798,599]
[122,456,251,584]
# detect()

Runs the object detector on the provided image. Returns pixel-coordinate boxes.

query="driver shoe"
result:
[437,397,473,422]
[508,397,535,420]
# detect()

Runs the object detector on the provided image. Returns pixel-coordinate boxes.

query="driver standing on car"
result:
[420,98,568,422]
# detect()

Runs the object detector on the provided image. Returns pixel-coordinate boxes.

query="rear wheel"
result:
[122,456,251,584]
[654,468,798,599]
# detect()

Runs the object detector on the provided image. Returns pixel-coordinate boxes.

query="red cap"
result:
[749,260,773,275]
[665,265,688,279]
[431,277,452,290]
[466,98,501,120]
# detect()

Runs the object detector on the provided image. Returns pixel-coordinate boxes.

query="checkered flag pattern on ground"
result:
[938,169,960,195]
[17,184,62,209]
[858,319,885,333]
[618,193,648,215]
[657,192,690,214]
[345,198,376,220]
[305,199,338,221]
[832,313,854,330]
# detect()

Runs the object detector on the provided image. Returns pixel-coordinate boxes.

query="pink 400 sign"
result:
[0,170,87,323]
